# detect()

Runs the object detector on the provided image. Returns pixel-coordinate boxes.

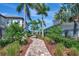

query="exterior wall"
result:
[77,30,79,37]
[62,30,73,37]
[7,19,23,27]
[0,16,7,27]
[61,22,79,37]
[0,27,2,38]
[0,14,24,38]
[61,22,74,31]
[68,30,73,37]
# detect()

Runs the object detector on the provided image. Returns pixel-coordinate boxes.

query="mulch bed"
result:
[44,40,71,56]
[44,40,56,56]
[20,37,33,56]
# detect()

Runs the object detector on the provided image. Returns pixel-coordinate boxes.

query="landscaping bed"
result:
[44,39,56,55]
[45,25,79,56]
[20,37,33,56]
[44,37,79,56]
[0,23,33,56]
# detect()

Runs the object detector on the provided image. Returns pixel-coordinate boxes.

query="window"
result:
[7,21,9,24]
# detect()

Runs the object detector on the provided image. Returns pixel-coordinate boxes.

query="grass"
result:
[6,41,20,56]
[0,48,7,56]
[54,43,64,56]
[0,41,20,56]
[68,47,79,56]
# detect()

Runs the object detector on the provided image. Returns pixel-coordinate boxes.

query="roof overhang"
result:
[0,14,24,20]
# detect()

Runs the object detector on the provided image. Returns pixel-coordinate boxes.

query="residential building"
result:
[61,22,79,38]
[0,14,24,38]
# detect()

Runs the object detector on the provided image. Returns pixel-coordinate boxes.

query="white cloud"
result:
[0,12,8,16]
[0,12,22,17]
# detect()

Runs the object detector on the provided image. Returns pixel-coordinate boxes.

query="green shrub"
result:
[6,41,20,56]
[48,33,79,48]
[54,43,64,56]
[68,47,79,56]
[0,39,5,47]
[0,38,14,47]
[19,34,28,45]
[47,25,62,35]
[5,23,24,41]
[43,37,52,43]
[0,23,28,47]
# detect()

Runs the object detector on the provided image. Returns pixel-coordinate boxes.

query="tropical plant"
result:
[46,25,62,38]
[20,33,28,45]
[46,24,79,49]
[54,4,79,38]
[35,3,49,37]
[54,4,72,23]
[0,23,28,46]
[17,3,35,29]
[0,38,13,47]
[5,23,24,41]
[37,19,46,36]
[28,20,39,35]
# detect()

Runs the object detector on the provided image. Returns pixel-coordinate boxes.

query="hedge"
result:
[48,34,79,49]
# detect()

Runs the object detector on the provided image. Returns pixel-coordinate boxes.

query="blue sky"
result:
[0,3,61,28]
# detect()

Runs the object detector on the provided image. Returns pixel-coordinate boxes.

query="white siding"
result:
[19,20,22,26]
[0,15,24,28]
[68,31,73,37]
[61,22,74,30]
[77,30,79,37]
[13,20,18,23]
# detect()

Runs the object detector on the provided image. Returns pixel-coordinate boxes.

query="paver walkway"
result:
[25,37,51,56]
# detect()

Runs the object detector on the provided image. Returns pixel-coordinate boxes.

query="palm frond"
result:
[42,19,46,27]
[26,5,32,20]
[16,3,23,12]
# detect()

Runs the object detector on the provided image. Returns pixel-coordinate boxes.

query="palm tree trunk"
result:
[24,4,26,30]
[24,4,28,37]
[41,15,44,37]
[73,20,77,39]
[32,29,33,35]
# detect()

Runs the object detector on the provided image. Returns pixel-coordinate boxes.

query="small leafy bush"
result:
[46,25,79,49]
[6,41,20,56]
[54,43,64,56]
[46,25,62,38]
[43,36,52,43]
[5,23,24,41]
[68,47,79,56]
[48,33,79,48]
[19,34,28,45]
[0,38,14,47]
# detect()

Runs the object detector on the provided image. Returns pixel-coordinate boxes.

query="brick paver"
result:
[25,38,51,56]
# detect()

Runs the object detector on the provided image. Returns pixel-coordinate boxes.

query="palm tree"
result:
[68,4,79,37]
[55,3,79,38]
[16,3,35,30]
[35,4,49,37]
[38,19,46,36]
[63,4,79,38]
[54,4,72,37]
[54,4,72,23]
[28,20,39,35]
